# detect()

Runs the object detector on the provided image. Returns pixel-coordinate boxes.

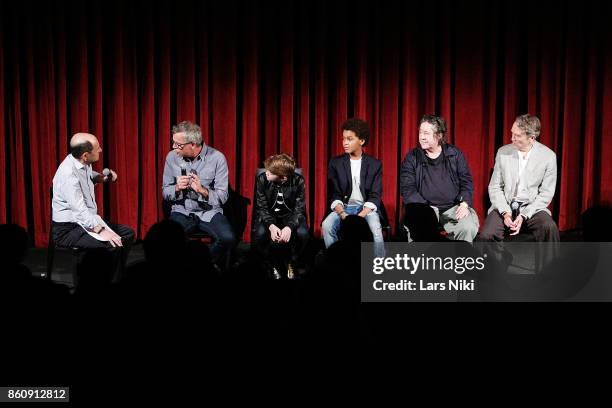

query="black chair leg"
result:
[382,226,392,242]
[45,242,55,281]
[72,250,81,288]
[224,246,235,271]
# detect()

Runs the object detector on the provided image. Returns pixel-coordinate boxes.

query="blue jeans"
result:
[321,205,385,257]
[169,212,236,263]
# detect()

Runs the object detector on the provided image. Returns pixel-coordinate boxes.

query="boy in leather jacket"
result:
[251,154,309,279]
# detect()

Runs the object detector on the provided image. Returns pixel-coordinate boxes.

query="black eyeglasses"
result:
[171,138,191,150]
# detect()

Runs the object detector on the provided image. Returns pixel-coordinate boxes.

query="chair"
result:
[377,201,393,241]
[46,186,82,287]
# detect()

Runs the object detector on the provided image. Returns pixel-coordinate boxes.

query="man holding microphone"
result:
[481,114,560,241]
[52,132,134,280]
[162,121,236,270]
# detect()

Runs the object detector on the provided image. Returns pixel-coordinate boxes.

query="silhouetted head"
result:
[0,224,29,266]
[76,248,115,292]
[582,205,612,242]
[338,215,374,243]
[144,220,187,264]
[404,203,441,241]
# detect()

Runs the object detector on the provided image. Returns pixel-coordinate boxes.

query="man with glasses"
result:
[162,121,236,270]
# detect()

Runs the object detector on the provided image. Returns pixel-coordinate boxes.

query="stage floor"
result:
[24,241,252,287]
[23,229,582,287]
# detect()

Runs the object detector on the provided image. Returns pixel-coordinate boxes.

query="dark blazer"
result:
[400,143,474,208]
[327,153,383,211]
[253,172,307,230]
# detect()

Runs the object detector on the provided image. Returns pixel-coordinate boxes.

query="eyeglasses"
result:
[172,138,191,150]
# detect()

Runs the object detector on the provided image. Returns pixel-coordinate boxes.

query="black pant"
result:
[479,211,560,242]
[52,221,135,282]
[251,218,309,270]
[478,211,560,272]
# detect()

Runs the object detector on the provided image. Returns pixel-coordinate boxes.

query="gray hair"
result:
[515,114,541,139]
[172,121,202,146]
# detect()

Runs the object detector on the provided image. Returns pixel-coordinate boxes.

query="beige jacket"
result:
[488,141,557,219]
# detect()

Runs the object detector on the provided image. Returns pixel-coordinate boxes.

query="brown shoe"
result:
[287,262,295,280]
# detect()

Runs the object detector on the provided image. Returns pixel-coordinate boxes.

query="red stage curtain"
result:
[1,0,612,246]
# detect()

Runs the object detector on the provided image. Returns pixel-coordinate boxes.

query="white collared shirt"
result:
[52,154,103,230]
[515,145,533,202]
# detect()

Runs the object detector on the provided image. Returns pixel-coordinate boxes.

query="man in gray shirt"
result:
[162,121,236,268]
[52,133,134,278]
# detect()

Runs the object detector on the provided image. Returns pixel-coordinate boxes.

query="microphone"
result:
[102,168,113,182]
[511,200,520,221]
[180,162,191,193]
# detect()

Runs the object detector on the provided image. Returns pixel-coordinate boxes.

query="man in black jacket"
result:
[321,118,384,257]
[400,115,479,242]
[251,154,309,279]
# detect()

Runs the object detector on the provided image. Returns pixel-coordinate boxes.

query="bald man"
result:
[52,133,134,281]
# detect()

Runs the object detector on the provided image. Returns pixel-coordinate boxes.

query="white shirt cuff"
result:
[364,202,377,212]
[330,200,344,211]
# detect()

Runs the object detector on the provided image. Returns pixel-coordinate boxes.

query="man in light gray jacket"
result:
[480,114,560,242]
